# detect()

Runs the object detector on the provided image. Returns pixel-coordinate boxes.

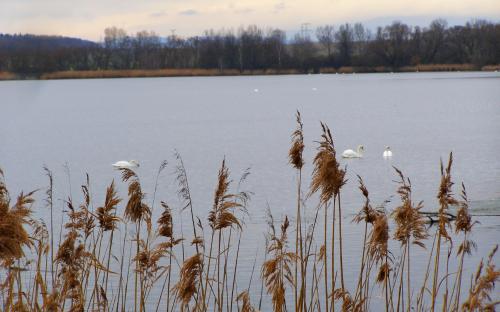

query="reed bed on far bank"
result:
[38,68,301,80]
[0,113,499,312]
[0,71,18,80]
[1,64,498,81]
[319,63,490,74]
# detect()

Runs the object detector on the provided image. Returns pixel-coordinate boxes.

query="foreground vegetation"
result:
[0,113,499,311]
[1,19,499,77]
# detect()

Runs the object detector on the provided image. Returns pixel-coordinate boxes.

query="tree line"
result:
[1,19,499,74]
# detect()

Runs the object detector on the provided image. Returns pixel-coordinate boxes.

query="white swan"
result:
[112,160,140,168]
[342,145,364,158]
[383,146,393,158]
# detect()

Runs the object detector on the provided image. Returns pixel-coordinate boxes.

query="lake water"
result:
[1,72,500,310]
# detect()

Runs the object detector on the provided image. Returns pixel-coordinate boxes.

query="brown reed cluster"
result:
[0,113,499,312]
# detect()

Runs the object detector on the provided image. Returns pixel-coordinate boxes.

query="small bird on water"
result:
[383,146,393,158]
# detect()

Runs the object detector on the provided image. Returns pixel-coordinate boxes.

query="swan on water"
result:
[383,146,393,158]
[342,145,364,158]
[112,160,140,168]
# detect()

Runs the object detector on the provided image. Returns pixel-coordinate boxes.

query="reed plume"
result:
[0,170,35,311]
[431,153,458,311]
[353,176,384,308]
[205,159,247,311]
[289,110,305,170]
[0,188,34,264]
[121,168,150,223]
[289,110,305,312]
[96,180,121,231]
[156,201,182,312]
[310,123,345,204]
[310,122,346,310]
[391,167,428,311]
[237,290,257,312]
[55,204,86,312]
[175,253,203,309]
[462,245,500,311]
[262,214,296,312]
[451,183,476,310]
[120,168,151,312]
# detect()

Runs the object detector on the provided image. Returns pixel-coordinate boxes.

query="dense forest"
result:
[1,19,499,75]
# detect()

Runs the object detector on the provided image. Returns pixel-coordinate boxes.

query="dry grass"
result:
[38,68,301,80]
[0,113,499,312]
[481,64,500,71]
[320,64,482,74]
[3,63,496,81]
[0,71,18,80]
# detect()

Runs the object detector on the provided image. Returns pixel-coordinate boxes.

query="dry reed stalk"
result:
[206,159,246,312]
[120,168,150,312]
[156,201,183,312]
[450,183,476,311]
[0,170,36,311]
[174,151,205,301]
[43,166,55,285]
[262,213,296,312]
[96,180,122,300]
[431,153,458,311]
[391,167,428,311]
[227,168,252,312]
[175,253,203,310]
[31,220,50,310]
[310,122,346,311]
[289,110,305,312]
[461,245,500,311]
[237,290,257,312]
[353,175,378,305]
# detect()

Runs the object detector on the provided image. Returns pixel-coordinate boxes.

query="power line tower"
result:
[301,23,311,40]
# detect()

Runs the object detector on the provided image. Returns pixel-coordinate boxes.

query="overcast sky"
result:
[2,0,499,40]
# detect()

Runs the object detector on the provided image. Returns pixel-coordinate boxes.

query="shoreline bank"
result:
[1,64,499,81]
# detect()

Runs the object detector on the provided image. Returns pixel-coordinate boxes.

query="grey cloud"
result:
[179,9,198,16]
[150,11,167,18]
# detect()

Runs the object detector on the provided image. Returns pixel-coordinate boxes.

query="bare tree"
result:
[316,25,335,59]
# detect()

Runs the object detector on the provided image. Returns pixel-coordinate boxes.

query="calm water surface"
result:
[1,72,499,310]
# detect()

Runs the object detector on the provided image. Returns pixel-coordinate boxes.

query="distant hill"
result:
[0,34,97,52]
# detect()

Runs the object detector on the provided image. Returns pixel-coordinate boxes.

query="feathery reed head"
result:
[175,253,203,307]
[392,167,428,247]
[354,175,377,224]
[376,262,391,285]
[158,201,173,238]
[237,290,257,312]
[462,245,500,311]
[289,110,305,169]
[0,171,35,264]
[208,159,245,230]
[455,182,474,233]
[437,152,458,240]
[368,212,390,262]
[310,122,346,203]
[96,180,121,231]
[120,168,150,223]
[262,215,296,312]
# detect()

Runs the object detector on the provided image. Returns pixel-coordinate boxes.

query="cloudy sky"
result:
[2,0,499,40]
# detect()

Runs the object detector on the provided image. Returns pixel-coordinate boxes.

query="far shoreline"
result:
[1,64,499,81]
